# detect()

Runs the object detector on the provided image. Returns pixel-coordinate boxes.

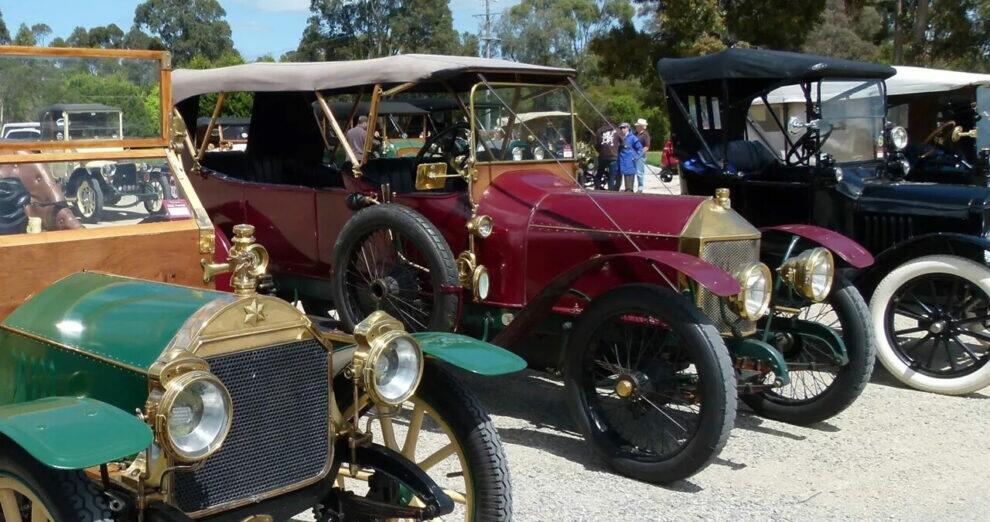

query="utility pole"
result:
[474,0,500,59]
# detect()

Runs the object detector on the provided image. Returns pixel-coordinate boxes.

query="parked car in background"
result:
[0,45,521,521]
[37,103,171,222]
[0,121,40,140]
[175,54,876,484]
[660,48,990,395]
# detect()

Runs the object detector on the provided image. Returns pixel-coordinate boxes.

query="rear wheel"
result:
[143,174,169,214]
[335,361,512,521]
[743,275,875,425]
[870,255,990,395]
[564,284,735,484]
[331,204,459,333]
[0,445,111,521]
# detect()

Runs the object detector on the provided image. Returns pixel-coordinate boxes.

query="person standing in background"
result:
[346,115,369,163]
[595,120,622,190]
[634,118,651,193]
[617,122,643,192]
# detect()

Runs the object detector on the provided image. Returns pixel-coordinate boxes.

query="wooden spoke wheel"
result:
[0,477,53,522]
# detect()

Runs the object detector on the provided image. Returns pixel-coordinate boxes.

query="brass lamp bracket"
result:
[952,126,978,142]
[201,224,270,297]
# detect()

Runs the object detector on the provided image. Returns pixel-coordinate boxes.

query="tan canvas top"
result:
[172,54,575,102]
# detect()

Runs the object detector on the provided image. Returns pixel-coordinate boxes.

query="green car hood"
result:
[2,272,232,372]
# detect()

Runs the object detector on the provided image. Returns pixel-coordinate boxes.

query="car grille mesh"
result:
[173,339,330,514]
[698,239,759,335]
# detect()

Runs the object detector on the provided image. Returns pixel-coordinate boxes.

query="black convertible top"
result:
[658,48,895,86]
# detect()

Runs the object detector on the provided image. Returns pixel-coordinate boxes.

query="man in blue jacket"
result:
[617,122,644,192]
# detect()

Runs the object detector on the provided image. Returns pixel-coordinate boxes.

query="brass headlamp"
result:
[153,369,233,463]
[351,311,424,406]
[779,247,835,302]
[729,262,772,320]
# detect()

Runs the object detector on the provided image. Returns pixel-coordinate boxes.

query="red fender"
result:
[762,224,874,268]
[491,250,739,348]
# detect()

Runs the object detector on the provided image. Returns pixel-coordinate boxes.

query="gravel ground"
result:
[296,168,989,520]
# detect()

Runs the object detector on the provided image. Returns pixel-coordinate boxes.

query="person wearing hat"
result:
[617,122,644,192]
[634,118,651,193]
[346,115,369,163]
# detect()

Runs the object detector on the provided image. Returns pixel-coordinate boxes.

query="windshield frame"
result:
[468,81,577,166]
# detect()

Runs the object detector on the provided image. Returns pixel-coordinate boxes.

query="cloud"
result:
[230,0,310,13]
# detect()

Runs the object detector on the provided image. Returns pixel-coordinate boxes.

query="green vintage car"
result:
[0,45,523,521]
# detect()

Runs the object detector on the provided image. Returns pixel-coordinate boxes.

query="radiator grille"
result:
[699,239,759,335]
[861,214,914,254]
[173,339,330,514]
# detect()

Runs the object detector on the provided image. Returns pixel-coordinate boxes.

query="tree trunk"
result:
[893,0,903,63]
[911,0,930,64]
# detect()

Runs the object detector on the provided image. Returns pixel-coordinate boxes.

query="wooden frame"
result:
[0,46,171,155]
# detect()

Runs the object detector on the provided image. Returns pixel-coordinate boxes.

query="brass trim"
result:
[727,262,772,321]
[154,370,233,463]
[351,311,424,406]
[778,247,834,302]
[415,162,450,190]
[456,251,477,288]
[197,92,227,161]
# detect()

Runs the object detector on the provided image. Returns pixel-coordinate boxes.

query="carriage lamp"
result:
[467,215,494,238]
[890,126,909,150]
[729,262,772,321]
[352,311,424,406]
[156,371,232,462]
[778,247,835,302]
[473,265,491,300]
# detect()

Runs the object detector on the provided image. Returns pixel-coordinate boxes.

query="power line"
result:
[472,0,501,58]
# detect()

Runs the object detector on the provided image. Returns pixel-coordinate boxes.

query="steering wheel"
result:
[416,123,471,173]
[919,120,957,159]
[785,124,834,166]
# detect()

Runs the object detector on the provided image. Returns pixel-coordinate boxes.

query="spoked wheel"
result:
[744,275,875,425]
[335,361,512,521]
[73,176,103,224]
[143,174,169,214]
[871,255,990,395]
[0,447,111,521]
[565,284,735,484]
[331,204,459,333]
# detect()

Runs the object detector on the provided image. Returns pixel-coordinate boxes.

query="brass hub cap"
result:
[615,377,637,398]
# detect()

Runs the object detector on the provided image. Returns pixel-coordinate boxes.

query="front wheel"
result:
[564,284,736,484]
[143,174,169,214]
[870,255,990,395]
[0,445,112,521]
[336,361,512,521]
[73,175,104,224]
[743,275,875,425]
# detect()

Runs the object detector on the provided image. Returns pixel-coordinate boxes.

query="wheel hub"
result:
[370,277,399,300]
[615,377,637,398]
[929,319,947,335]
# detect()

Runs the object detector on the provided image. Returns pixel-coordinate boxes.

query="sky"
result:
[1,0,522,60]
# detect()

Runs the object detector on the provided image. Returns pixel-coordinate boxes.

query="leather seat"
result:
[361,158,418,193]
[712,140,778,173]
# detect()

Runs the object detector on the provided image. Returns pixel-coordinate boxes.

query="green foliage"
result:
[577,78,668,142]
[134,0,235,65]
[30,24,52,46]
[13,23,36,46]
[289,0,464,61]
[725,0,826,50]
[0,9,10,44]
[803,0,883,61]
[185,53,253,118]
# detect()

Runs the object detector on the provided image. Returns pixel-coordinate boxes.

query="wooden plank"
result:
[160,68,173,140]
[0,138,166,152]
[0,149,167,165]
[0,220,209,320]
[0,45,166,60]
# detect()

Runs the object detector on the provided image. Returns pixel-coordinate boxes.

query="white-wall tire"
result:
[870,254,990,395]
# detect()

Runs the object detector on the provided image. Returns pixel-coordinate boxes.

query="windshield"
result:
[471,84,575,163]
[750,79,885,164]
[63,111,122,140]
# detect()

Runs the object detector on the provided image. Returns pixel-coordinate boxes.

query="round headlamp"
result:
[360,331,424,406]
[533,147,546,160]
[158,371,232,462]
[473,265,490,301]
[779,247,835,302]
[512,146,524,161]
[730,262,772,320]
[101,163,116,179]
[467,215,494,238]
[890,126,908,150]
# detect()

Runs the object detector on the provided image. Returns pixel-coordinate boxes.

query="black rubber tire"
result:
[143,173,170,214]
[416,361,512,521]
[0,443,111,521]
[564,284,736,484]
[742,275,876,425]
[330,203,459,333]
[74,175,104,224]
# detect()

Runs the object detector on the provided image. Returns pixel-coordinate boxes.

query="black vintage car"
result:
[39,104,171,222]
[659,48,990,395]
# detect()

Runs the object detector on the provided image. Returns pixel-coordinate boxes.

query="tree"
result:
[290,0,474,61]
[803,0,882,61]
[495,0,634,72]
[65,26,91,48]
[87,24,126,49]
[30,23,52,46]
[724,0,826,51]
[122,25,163,51]
[13,24,36,47]
[0,9,10,45]
[133,0,235,65]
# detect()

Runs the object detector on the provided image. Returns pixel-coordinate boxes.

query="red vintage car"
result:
[173,55,876,483]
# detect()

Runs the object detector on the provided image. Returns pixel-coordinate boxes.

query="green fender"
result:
[0,397,152,470]
[726,337,791,386]
[410,333,526,375]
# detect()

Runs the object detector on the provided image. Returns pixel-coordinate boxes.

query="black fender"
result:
[490,250,740,348]
[854,232,990,299]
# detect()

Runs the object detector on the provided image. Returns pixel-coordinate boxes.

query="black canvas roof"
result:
[658,48,895,86]
[39,103,120,114]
